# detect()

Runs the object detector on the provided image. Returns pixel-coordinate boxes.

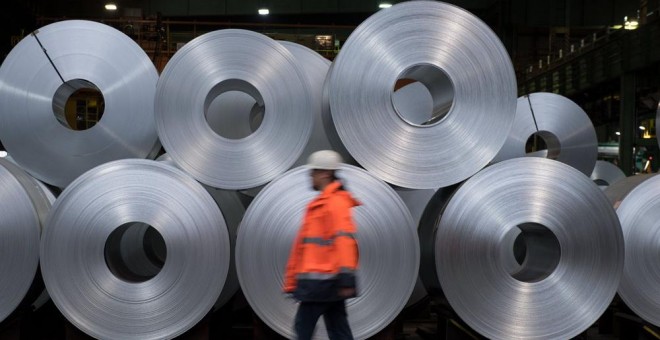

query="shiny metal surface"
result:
[0,160,56,311]
[590,160,625,190]
[326,1,516,189]
[616,174,660,326]
[0,20,159,188]
[493,92,598,176]
[436,158,623,339]
[40,159,230,339]
[155,29,313,190]
[32,178,57,310]
[236,165,419,339]
[0,159,44,322]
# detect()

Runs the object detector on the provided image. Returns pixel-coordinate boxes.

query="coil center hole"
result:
[510,223,560,283]
[204,79,265,140]
[392,64,454,127]
[525,131,561,159]
[52,79,105,131]
[105,222,167,283]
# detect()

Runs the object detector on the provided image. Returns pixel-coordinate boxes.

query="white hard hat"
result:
[307,150,343,170]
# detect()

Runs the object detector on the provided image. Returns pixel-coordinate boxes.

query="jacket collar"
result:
[319,181,342,198]
[309,181,342,208]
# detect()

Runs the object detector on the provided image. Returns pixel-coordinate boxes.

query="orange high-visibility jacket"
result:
[284,181,360,301]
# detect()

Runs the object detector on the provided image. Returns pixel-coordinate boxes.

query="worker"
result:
[284,150,360,340]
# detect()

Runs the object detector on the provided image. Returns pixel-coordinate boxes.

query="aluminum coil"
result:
[616,174,660,326]
[492,92,598,176]
[40,159,230,339]
[1,160,57,312]
[326,1,516,189]
[236,165,419,339]
[590,160,625,190]
[0,20,159,188]
[0,159,46,322]
[0,157,56,311]
[436,158,623,339]
[155,29,313,190]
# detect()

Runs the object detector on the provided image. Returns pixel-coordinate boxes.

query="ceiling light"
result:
[105,3,117,11]
[379,3,392,9]
[624,16,639,30]
[615,131,621,136]
[258,8,269,15]
[639,126,646,130]
[0,151,6,158]
[624,20,639,30]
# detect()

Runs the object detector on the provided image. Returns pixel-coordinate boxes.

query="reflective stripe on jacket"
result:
[283,181,360,301]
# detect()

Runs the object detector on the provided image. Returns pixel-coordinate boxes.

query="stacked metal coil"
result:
[493,92,598,176]
[0,20,159,188]
[0,158,51,322]
[590,160,626,190]
[436,158,623,339]
[40,159,230,339]
[0,1,629,337]
[236,165,419,339]
[155,29,313,190]
[325,1,516,189]
[616,174,660,326]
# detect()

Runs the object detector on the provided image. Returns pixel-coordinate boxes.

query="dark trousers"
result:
[294,300,354,340]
